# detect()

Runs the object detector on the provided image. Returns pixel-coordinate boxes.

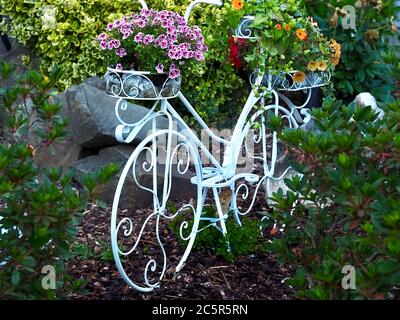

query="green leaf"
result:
[11,270,21,286]
[377,260,398,274]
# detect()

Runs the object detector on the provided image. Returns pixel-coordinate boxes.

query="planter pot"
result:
[105,68,181,100]
[249,70,331,91]
[235,15,256,39]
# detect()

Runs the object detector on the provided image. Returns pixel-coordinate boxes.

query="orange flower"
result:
[285,24,291,31]
[293,71,306,83]
[295,29,308,41]
[275,23,282,30]
[232,0,244,10]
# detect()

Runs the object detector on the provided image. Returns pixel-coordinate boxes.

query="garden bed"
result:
[66,203,295,300]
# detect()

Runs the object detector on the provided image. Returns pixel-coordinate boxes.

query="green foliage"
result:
[169,205,262,261]
[0,61,119,299]
[306,0,400,103]
[71,244,94,261]
[1,0,245,126]
[266,97,400,299]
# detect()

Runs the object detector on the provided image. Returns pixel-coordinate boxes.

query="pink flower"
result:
[99,41,107,50]
[143,34,154,45]
[194,51,204,61]
[182,26,191,35]
[116,47,127,57]
[189,32,197,41]
[155,34,166,43]
[169,32,178,42]
[169,67,181,79]
[152,16,161,25]
[168,50,176,59]
[140,8,150,17]
[167,18,174,26]
[156,63,164,74]
[159,11,168,20]
[115,63,123,70]
[122,29,133,39]
[136,18,146,28]
[159,40,168,49]
[179,43,190,50]
[176,16,186,26]
[134,32,144,43]
[167,26,175,34]
[161,19,169,28]
[113,39,121,49]
[97,33,107,41]
[107,23,114,31]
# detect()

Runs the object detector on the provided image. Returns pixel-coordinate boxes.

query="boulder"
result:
[73,145,197,210]
[35,136,82,169]
[0,37,34,74]
[60,81,169,148]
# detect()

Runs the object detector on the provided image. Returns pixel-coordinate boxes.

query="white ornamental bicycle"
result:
[109,0,331,292]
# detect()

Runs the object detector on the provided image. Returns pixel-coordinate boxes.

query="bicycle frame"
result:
[109,0,328,292]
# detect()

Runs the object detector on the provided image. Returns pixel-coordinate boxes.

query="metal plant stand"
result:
[109,0,330,292]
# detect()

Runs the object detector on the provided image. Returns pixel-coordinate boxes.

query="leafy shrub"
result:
[0,0,245,126]
[169,205,262,262]
[0,61,119,299]
[306,0,400,103]
[265,97,400,299]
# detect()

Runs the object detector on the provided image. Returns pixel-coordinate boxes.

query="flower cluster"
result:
[227,0,339,81]
[96,8,208,79]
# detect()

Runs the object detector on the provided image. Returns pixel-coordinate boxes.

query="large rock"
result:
[60,79,169,148]
[0,37,34,74]
[35,136,82,169]
[73,145,197,210]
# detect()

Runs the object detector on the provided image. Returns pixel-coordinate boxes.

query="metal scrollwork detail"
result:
[105,68,181,101]
[111,120,203,292]
[235,15,256,39]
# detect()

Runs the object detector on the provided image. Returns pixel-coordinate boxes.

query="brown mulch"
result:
[66,194,295,300]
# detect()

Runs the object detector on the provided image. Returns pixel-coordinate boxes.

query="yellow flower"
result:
[293,71,306,83]
[330,39,341,66]
[317,61,328,71]
[307,61,318,72]
[232,0,244,10]
[365,29,380,41]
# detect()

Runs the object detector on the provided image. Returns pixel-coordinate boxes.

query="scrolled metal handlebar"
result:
[184,0,223,22]
[137,0,148,9]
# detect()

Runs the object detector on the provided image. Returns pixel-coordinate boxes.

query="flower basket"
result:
[249,70,331,91]
[105,67,181,100]
[97,8,207,101]
[227,0,340,84]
